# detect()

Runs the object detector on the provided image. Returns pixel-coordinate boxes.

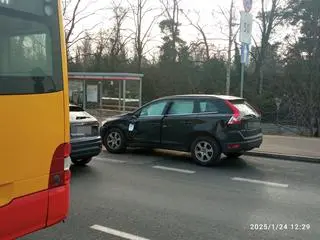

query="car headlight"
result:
[101,117,115,126]
[101,120,107,126]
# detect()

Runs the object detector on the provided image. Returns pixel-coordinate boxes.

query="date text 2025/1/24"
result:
[249,224,311,231]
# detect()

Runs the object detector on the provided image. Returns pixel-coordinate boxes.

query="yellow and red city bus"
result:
[0,0,71,239]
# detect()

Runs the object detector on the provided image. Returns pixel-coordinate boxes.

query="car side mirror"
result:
[132,111,140,119]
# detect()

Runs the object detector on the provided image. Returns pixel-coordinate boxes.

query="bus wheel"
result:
[71,158,92,166]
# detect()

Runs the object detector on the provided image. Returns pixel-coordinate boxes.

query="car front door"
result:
[161,99,197,150]
[129,100,169,146]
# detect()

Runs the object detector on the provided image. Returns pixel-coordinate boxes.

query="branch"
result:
[67,22,102,48]
[218,6,229,23]
[65,0,82,42]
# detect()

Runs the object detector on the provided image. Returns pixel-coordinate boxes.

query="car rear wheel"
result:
[103,128,126,153]
[191,136,221,166]
[225,152,243,158]
[71,158,92,166]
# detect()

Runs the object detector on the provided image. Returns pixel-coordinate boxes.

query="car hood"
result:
[102,112,132,125]
[70,111,98,123]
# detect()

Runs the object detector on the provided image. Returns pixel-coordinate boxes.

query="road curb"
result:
[244,151,320,164]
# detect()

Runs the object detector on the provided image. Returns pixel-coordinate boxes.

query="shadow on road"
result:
[128,148,258,171]
[70,164,97,179]
[100,148,267,179]
[219,157,248,169]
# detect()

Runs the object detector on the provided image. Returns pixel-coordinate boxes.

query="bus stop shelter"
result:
[68,72,143,112]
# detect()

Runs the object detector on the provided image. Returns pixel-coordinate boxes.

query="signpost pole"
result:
[240,43,248,98]
[239,0,253,98]
[240,63,245,98]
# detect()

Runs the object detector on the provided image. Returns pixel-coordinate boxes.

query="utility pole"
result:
[239,0,253,97]
[226,0,235,95]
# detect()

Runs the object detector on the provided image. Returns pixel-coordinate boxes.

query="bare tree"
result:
[216,0,237,95]
[63,0,105,55]
[128,0,160,72]
[180,10,210,62]
[108,1,130,71]
[159,0,181,63]
[255,0,284,94]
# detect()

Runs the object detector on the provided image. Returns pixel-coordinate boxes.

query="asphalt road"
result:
[22,149,320,240]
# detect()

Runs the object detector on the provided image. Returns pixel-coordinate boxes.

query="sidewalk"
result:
[245,135,320,163]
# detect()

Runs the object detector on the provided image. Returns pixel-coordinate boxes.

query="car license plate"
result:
[76,125,92,135]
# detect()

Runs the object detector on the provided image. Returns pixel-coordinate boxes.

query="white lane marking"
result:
[231,177,289,188]
[94,157,127,164]
[152,165,195,174]
[90,225,150,240]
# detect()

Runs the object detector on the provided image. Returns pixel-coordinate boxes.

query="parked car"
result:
[69,104,102,165]
[100,95,262,166]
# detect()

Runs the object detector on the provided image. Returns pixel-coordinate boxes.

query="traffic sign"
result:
[239,11,253,45]
[243,0,252,12]
[240,43,249,65]
[274,97,282,110]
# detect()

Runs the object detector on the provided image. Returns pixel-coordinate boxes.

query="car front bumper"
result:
[70,136,102,160]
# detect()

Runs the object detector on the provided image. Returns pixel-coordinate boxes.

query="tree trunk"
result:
[259,58,264,94]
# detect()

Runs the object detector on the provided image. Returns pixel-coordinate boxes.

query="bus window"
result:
[0,12,62,94]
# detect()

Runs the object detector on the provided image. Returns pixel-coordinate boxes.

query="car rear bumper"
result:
[70,136,102,159]
[223,135,263,153]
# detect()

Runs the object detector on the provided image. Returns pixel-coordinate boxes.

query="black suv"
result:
[100,95,262,166]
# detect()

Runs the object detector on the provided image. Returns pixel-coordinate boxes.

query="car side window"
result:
[198,100,219,113]
[139,101,167,117]
[167,100,195,115]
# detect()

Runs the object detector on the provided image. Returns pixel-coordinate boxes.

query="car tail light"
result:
[49,143,71,189]
[225,100,241,125]
[227,144,241,149]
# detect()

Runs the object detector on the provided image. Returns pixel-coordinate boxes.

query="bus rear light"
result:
[64,169,71,183]
[225,100,241,125]
[49,143,71,189]
[64,143,71,158]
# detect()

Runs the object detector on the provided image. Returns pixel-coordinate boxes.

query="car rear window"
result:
[69,106,84,112]
[199,100,219,113]
[196,99,231,114]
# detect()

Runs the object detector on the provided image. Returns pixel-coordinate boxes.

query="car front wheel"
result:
[103,128,126,153]
[191,136,222,166]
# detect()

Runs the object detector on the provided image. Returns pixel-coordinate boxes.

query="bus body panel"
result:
[0,92,66,207]
[0,190,48,240]
[0,184,70,240]
[0,0,71,238]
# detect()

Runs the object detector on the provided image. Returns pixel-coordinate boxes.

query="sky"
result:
[66,0,283,59]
